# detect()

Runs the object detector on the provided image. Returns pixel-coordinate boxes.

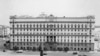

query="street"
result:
[0,50,100,56]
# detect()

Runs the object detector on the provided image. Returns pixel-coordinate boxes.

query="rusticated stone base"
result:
[9,42,94,51]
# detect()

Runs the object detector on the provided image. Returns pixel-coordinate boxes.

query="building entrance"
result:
[44,36,57,51]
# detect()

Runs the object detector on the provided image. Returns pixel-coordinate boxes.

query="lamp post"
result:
[40,40,44,56]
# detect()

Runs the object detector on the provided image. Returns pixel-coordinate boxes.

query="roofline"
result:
[10,15,95,19]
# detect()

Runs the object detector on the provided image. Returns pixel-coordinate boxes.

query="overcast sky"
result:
[0,0,100,27]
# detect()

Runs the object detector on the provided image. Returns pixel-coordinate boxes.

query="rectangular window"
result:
[81,40,83,42]
[27,24,28,28]
[57,24,59,28]
[68,25,69,28]
[27,39,28,42]
[13,39,14,41]
[75,25,76,28]
[30,25,32,28]
[89,40,91,42]
[37,24,38,28]
[85,25,87,28]
[24,39,25,42]
[30,39,32,42]
[40,39,42,42]
[85,40,86,42]
[64,24,66,28]
[71,24,73,28]
[17,39,19,42]
[43,39,45,42]
[17,24,19,28]
[78,25,80,28]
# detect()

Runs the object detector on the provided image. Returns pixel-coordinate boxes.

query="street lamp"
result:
[40,42,43,56]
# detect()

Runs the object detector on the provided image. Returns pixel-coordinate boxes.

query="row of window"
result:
[12,39,91,43]
[69,47,89,51]
[12,43,92,47]
[13,28,90,31]
[13,24,90,28]
[12,33,88,35]
[12,37,91,40]
[11,35,91,39]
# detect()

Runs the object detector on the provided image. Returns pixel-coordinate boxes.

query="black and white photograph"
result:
[0,0,100,56]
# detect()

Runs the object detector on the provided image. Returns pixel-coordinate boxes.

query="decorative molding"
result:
[10,21,95,23]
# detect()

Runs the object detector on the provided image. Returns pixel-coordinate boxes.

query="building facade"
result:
[0,25,9,38]
[10,14,95,51]
[94,31,100,50]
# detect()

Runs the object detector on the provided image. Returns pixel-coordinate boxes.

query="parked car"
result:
[16,50,23,53]
[73,51,79,55]
[43,53,47,55]
[3,49,6,52]
[82,54,87,56]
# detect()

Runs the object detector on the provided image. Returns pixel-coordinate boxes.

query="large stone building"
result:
[10,14,95,51]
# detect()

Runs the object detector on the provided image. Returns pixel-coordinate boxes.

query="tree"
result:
[64,47,69,52]
[4,43,10,49]
[4,44,6,47]
[6,41,10,43]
